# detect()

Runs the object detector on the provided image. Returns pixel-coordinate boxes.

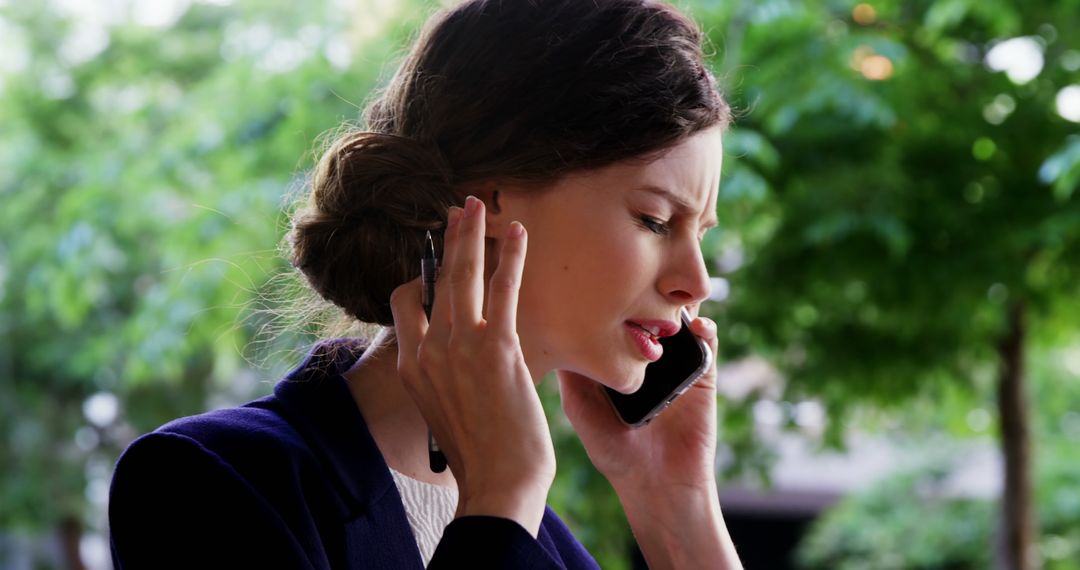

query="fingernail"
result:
[508,221,525,238]
[447,207,463,228]
[465,195,482,218]
[702,317,717,334]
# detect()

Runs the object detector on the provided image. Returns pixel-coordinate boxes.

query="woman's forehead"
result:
[565,130,722,206]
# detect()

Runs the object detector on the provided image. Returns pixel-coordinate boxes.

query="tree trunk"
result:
[59,515,86,570]
[995,300,1036,570]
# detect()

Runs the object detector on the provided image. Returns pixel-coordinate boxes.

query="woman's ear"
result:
[467,181,510,239]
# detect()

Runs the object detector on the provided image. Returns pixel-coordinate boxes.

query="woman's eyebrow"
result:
[634,184,719,229]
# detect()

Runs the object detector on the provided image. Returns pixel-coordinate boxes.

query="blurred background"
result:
[1,0,1078,568]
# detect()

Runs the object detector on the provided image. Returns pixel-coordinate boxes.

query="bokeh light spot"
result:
[860,54,894,80]
[973,137,996,161]
[982,93,1016,125]
[853,3,877,25]
[985,36,1044,84]
[83,392,119,427]
[1055,85,1080,123]
[987,283,1009,304]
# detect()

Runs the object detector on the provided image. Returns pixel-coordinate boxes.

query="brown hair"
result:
[289,0,731,327]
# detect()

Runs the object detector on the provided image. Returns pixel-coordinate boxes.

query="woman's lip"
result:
[624,322,663,362]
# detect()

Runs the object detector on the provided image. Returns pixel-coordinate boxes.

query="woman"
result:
[108,0,743,568]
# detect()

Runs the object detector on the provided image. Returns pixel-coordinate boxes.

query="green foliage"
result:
[795,337,1080,569]
[796,444,1080,570]
[797,464,995,570]
[0,0,430,534]
[1041,135,1080,202]
[695,0,1080,437]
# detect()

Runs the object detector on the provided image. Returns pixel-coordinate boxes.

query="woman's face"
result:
[489,127,722,392]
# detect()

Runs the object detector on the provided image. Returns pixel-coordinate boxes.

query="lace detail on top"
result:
[388,468,459,566]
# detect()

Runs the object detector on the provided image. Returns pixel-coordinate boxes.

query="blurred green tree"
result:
[795,342,1080,569]
[0,0,420,566]
[797,443,1080,570]
[691,0,1080,568]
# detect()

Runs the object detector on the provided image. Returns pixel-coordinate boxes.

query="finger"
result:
[485,221,527,336]
[449,195,486,327]
[389,277,429,377]
[690,316,719,390]
[691,315,717,342]
[428,206,463,343]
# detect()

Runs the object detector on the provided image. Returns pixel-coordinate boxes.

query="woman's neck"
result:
[342,329,458,488]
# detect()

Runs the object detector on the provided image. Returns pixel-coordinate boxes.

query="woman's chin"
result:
[603,370,645,394]
[560,359,646,393]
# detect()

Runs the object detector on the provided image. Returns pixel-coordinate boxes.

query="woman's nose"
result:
[657,239,712,306]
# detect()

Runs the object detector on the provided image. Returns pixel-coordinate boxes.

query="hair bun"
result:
[290,132,455,325]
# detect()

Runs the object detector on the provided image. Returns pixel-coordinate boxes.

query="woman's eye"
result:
[639,215,671,236]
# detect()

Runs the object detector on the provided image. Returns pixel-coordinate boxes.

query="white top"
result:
[388,468,459,566]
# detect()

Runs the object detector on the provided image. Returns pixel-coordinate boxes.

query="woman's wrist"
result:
[615,480,743,570]
[455,479,552,538]
[614,476,719,530]
[608,465,717,504]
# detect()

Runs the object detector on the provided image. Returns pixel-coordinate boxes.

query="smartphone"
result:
[604,307,713,427]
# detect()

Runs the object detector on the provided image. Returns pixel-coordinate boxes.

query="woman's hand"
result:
[556,315,720,494]
[558,318,742,569]
[390,196,555,537]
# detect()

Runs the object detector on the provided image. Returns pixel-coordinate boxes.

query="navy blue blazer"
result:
[109,340,599,569]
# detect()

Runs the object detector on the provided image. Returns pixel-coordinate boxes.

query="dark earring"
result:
[491,191,502,214]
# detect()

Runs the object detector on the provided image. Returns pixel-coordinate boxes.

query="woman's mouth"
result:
[624,322,663,362]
